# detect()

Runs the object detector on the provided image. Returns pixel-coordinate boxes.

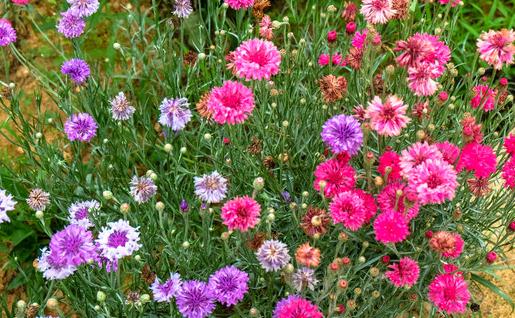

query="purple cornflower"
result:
[67,0,100,17]
[158,97,192,132]
[64,113,98,142]
[321,114,363,155]
[61,58,90,84]
[68,200,99,228]
[96,219,141,261]
[256,239,291,272]
[291,267,318,292]
[176,280,216,318]
[38,248,77,280]
[49,224,97,266]
[110,92,135,121]
[151,273,182,302]
[57,10,86,39]
[129,176,157,203]
[0,189,16,224]
[0,19,17,47]
[193,171,228,204]
[173,0,193,18]
[209,265,249,306]
[281,191,291,203]
[27,188,50,211]
[180,199,189,213]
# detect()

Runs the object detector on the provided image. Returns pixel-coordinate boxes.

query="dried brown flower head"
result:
[196,92,212,119]
[247,136,263,155]
[301,206,330,237]
[252,0,271,19]
[318,74,348,103]
[429,231,456,254]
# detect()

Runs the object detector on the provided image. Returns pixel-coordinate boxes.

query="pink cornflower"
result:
[384,257,420,288]
[313,156,356,198]
[12,0,30,4]
[346,22,356,34]
[366,95,411,136]
[360,0,396,25]
[470,85,497,111]
[224,0,254,10]
[435,141,460,165]
[351,30,367,50]
[399,142,443,177]
[407,159,458,205]
[461,114,483,144]
[407,62,440,96]
[504,134,515,155]
[486,251,497,264]
[233,38,281,81]
[429,231,464,259]
[318,54,330,66]
[428,271,470,314]
[457,143,497,178]
[476,29,515,70]
[378,150,402,182]
[327,30,337,43]
[373,211,410,244]
[395,33,450,73]
[259,15,273,40]
[501,157,515,189]
[221,196,261,232]
[438,0,462,7]
[207,80,255,125]
[329,189,376,231]
[378,182,419,221]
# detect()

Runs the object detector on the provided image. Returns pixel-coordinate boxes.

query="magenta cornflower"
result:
[207,80,255,125]
[360,0,396,25]
[224,0,254,10]
[351,30,367,49]
[110,92,135,121]
[176,280,216,318]
[373,211,410,244]
[313,156,356,198]
[378,182,419,221]
[151,273,182,302]
[476,29,515,70]
[256,239,291,272]
[96,219,142,261]
[233,38,281,81]
[428,271,470,314]
[329,189,377,231]
[64,113,97,142]
[273,295,323,318]
[457,142,497,178]
[435,141,460,165]
[49,224,97,266]
[129,175,157,203]
[61,58,91,84]
[384,257,420,288]
[158,97,192,132]
[321,114,363,155]
[57,10,86,39]
[407,159,458,205]
[193,171,228,204]
[68,200,100,228]
[470,85,497,111]
[209,265,249,306]
[399,142,443,177]
[366,95,411,136]
[504,134,515,155]
[0,19,16,47]
[378,150,402,182]
[0,189,17,224]
[502,157,515,189]
[221,196,260,232]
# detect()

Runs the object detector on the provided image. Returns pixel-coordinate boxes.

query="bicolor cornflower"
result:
[96,219,142,261]
[151,273,182,303]
[110,92,135,121]
[0,189,16,223]
[68,200,100,228]
[129,175,157,203]
[158,97,192,132]
[26,188,50,211]
[256,239,291,272]
[193,171,228,204]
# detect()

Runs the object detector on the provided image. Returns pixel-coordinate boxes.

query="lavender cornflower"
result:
[67,0,100,17]
[130,176,157,203]
[64,113,98,142]
[110,92,135,121]
[180,199,189,213]
[26,188,50,211]
[281,191,291,203]
[256,240,291,272]
[61,58,90,84]
[173,0,193,18]
[193,171,228,204]
[158,97,192,132]
[176,280,216,318]
[291,267,318,292]
[0,19,17,47]
[38,248,77,280]
[151,273,182,302]
[68,200,100,228]
[209,265,249,306]
[96,219,142,261]
[57,10,85,39]
[321,114,363,155]
[0,189,16,223]
[49,224,97,266]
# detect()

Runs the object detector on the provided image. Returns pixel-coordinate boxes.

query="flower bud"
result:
[338,279,348,289]
[46,298,58,310]
[182,241,190,249]
[35,210,44,219]
[253,177,265,191]
[103,190,113,200]
[140,294,151,303]
[113,42,121,50]
[156,201,165,212]
[97,291,106,303]
[16,300,26,310]
[120,203,130,214]
[249,308,259,317]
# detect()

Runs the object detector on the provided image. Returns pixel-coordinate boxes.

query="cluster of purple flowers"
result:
[57,0,99,39]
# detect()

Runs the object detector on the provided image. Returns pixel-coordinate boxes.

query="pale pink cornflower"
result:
[366,95,410,136]
[407,159,458,205]
[384,257,420,288]
[207,80,255,125]
[259,15,273,40]
[399,142,442,177]
[360,0,396,24]
[476,29,515,70]
[407,62,440,96]
[233,38,281,81]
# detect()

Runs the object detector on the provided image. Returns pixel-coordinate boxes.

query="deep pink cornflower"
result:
[407,159,458,205]
[12,0,30,5]
[221,196,261,232]
[407,62,440,96]
[428,271,470,314]
[366,95,411,136]
[378,182,419,221]
[224,0,254,10]
[457,142,497,178]
[501,157,515,189]
[435,141,460,165]
[399,142,443,177]
[330,189,376,231]
[499,77,509,86]
[351,30,367,50]
[327,30,337,43]
[438,0,462,7]
[360,0,396,25]
[509,221,515,231]
[470,85,497,111]
[207,80,255,125]
[373,211,410,244]
[486,251,497,264]
[346,22,356,34]
[477,29,515,70]
[233,38,281,81]
[378,150,402,182]
[438,91,448,102]
[318,54,330,66]
[313,156,356,198]
[384,257,420,288]
[273,295,323,318]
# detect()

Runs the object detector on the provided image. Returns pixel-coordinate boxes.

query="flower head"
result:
[256,239,291,272]
[407,159,458,205]
[173,0,193,18]
[130,176,157,203]
[151,273,182,303]
[27,188,50,211]
[384,257,420,288]
[378,150,402,182]
[428,272,470,314]
[318,75,348,103]
[221,196,260,232]
[400,142,443,177]
[373,211,410,244]
[49,224,97,266]
[209,265,249,306]
[0,19,17,47]
[207,80,255,125]
[110,92,135,121]
[329,189,376,231]
[407,62,440,96]
[477,29,515,70]
[37,248,77,280]
[366,95,410,136]
[259,15,273,40]
[68,200,100,228]
[300,207,330,237]
[67,0,99,17]
[0,189,16,224]
[295,243,321,268]
[224,0,254,10]
[457,143,497,178]
[321,114,363,155]
[96,219,142,261]
[273,295,323,318]
[233,38,281,81]
[470,85,497,111]
[64,113,97,142]
[57,10,85,39]
[194,171,228,204]
[435,141,460,165]
[61,58,90,84]
[176,280,216,318]
[313,156,355,198]
[159,97,192,131]
[502,157,515,189]
[378,182,419,221]
[429,231,464,259]
[360,0,396,24]
[504,134,515,155]
[292,267,318,292]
